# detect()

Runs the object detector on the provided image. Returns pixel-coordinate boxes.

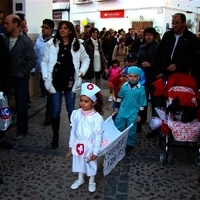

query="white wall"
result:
[69,0,199,33]
[13,0,53,34]
[164,0,200,12]
[70,0,166,13]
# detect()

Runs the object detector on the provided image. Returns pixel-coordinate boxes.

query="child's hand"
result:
[87,154,97,163]
[141,62,150,67]
[66,148,72,157]
[136,116,141,123]
[105,69,109,74]
[121,70,125,75]
[114,108,119,113]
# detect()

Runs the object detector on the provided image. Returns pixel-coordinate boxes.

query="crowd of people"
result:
[0,10,200,192]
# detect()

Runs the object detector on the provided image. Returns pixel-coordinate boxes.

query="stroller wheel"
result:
[195,156,200,166]
[160,151,167,164]
[167,150,174,164]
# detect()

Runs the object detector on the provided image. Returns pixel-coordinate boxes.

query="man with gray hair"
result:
[3,14,37,140]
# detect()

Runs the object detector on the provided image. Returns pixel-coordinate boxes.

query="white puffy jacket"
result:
[41,38,90,93]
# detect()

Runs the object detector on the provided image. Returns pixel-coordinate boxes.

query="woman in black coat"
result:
[84,28,107,87]
[137,27,160,137]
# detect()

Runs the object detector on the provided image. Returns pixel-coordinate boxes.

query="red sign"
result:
[100,10,124,18]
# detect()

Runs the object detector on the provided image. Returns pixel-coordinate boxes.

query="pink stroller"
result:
[153,73,200,165]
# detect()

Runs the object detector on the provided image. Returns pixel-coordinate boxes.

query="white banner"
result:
[99,116,133,176]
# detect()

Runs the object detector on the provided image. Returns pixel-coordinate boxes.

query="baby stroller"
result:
[152,73,200,165]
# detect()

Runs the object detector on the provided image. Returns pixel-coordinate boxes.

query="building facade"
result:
[1,0,199,98]
[67,0,200,35]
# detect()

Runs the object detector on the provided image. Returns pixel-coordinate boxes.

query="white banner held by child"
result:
[100,116,133,176]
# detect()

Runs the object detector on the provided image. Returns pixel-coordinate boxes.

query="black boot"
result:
[51,117,60,148]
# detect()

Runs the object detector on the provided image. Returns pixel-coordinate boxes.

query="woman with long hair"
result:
[41,21,90,148]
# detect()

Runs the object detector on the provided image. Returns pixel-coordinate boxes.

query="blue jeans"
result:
[45,92,52,119]
[12,75,29,135]
[51,90,76,120]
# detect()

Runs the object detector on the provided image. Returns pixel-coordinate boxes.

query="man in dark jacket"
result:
[3,14,37,140]
[125,28,136,47]
[0,34,12,149]
[129,29,145,54]
[155,13,198,78]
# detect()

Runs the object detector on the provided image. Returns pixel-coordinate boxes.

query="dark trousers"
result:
[12,75,29,135]
[0,131,5,142]
[142,83,156,123]
[39,72,47,97]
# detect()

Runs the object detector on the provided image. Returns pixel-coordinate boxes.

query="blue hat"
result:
[128,66,141,76]
[126,53,138,62]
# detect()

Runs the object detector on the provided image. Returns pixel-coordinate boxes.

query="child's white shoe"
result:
[88,182,96,192]
[108,95,113,102]
[71,180,84,189]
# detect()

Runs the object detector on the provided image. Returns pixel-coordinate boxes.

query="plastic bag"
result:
[149,117,162,130]
[0,92,12,131]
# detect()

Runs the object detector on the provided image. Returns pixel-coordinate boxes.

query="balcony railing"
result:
[53,0,70,2]
[74,0,93,4]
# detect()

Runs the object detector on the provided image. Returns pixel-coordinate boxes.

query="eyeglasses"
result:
[41,25,50,29]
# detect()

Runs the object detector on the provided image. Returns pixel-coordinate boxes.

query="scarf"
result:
[81,108,96,116]
[91,37,99,47]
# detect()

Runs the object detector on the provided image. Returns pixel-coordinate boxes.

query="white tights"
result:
[78,173,95,183]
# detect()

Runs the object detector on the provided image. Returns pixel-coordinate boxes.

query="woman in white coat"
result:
[41,21,90,148]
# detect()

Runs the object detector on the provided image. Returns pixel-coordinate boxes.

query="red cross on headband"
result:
[81,82,101,101]
[87,83,94,90]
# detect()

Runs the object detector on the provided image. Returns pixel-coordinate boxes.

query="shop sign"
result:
[100,10,124,18]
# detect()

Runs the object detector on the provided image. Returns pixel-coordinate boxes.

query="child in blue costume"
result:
[114,66,147,151]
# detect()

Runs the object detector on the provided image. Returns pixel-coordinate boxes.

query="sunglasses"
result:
[41,25,50,29]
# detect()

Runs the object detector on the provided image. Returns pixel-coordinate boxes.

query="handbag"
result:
[0,92,12,131]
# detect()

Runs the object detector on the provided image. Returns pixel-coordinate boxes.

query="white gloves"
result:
[44,79,51,90]
[44,79,56,94]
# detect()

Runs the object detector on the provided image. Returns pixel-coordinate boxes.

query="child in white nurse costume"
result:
[69,82,104,192]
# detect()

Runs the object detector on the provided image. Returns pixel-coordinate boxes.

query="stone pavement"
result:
[0,80,200,200]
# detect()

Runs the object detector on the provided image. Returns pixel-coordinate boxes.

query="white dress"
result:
[69,108,104,176]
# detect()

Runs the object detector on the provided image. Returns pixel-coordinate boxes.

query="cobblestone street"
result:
[0,80,200,200]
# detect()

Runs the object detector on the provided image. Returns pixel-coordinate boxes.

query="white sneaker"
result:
[108,95,113,102]
[88,182,96,192]
[71,180,84,189]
